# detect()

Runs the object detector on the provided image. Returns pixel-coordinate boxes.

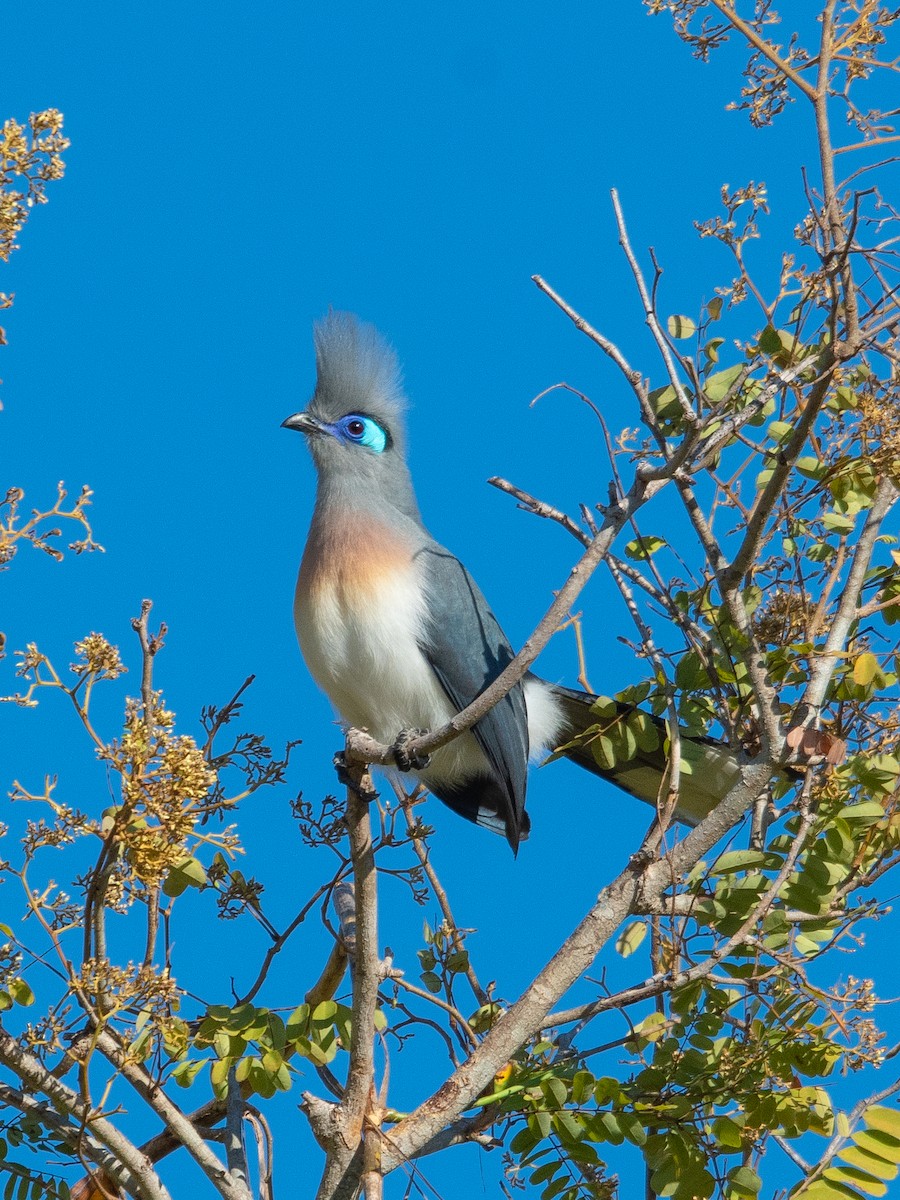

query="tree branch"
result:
[0,1029,170,1200]
[91,1028,251,1200]
[382,760,772,1172]
[803,477,899,711]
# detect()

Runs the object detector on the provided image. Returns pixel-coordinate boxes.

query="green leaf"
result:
[707,296,723,321]
[704,363,744,403]
[567,1070,593,1106]
[839,1146,898,1181]
[541,1076,568,1108]
[758,327,804,364]
[628,711,660,752]
[590,735,616,771]
[823,512,855,534]
[8,980,33,1008]
[624,535,667,560]
[209,1057,231,1088]
[829,386,859,411]
[510,1127,537,1156]
[213,1031,232,1059]
[631,1011,668,1044]
[667,314,696,339]
[711,850,775,875]
[797,456,828,480]
[853,653,880,686]
[311,1001,338,1024]
[552,1110,584,1142]
[162,855,207,898]
[866,1108,900,1140]
[529,1110,552,1139]
[726,1165,762,1196]
[801,1183,865,1199]
[649,1157,680,1197]
[592,1077,621,1106]
[615,920,647,958]
[228,1003,261,1032]
[172,1058,207,1088]
[529,1162,560,1186]
[713,1116,745,1151]
[838,801,886,826]
[285,1004,309,1038]
[794,933,825,957]
[767,419,793,442]
[648,384,688,434]
[618,1113,647,1146]
[675,649,711,691]
[823,1164,888,1196]
[853,1129,900,1163]
[261,1047,283,1073]
[542,1178,572,1200]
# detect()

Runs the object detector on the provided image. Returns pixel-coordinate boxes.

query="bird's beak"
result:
[281,411,326,436]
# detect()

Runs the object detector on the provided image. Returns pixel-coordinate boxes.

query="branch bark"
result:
[381,761,772,1172]
[312,769,382,1200]
[91,1028,252,1200]
[0,1029,170,1200]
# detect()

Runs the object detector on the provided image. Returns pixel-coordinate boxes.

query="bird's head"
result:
[282,312,411,502]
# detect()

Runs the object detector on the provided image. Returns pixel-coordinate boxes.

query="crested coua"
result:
[283,312,741,853]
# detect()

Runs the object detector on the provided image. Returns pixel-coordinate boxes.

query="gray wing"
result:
[417,544,529,846]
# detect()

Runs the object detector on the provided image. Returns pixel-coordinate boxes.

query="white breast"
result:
[294,559,492,786]
[294,523,565,788]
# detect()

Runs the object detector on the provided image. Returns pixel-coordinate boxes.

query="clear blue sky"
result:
[2,3,891,1197]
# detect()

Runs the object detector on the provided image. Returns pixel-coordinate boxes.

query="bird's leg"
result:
[391,728,430,772]
[334,751,380,802]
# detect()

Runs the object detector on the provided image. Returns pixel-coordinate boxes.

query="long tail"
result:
[548,684,743,826]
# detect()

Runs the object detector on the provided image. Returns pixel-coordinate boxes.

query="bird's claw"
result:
[392,729,430,772]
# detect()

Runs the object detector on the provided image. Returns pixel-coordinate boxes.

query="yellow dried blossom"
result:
[71,633,126,679]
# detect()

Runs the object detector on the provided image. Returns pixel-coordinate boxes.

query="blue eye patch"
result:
[334,413,388,454]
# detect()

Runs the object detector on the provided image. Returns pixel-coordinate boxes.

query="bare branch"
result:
[0,1027,171,1200]
[803,477,899,711]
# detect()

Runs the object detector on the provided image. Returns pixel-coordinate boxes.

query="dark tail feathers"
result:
[548,684,743,827]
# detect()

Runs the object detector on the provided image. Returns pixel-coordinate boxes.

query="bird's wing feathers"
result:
[417,545,529,837]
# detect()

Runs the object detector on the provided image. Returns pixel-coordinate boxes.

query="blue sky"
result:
[2,2,890,1197]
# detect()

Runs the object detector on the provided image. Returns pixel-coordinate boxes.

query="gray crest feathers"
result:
[312,311,407,432]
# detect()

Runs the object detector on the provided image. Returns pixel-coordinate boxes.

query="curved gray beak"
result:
[281,411,325,435]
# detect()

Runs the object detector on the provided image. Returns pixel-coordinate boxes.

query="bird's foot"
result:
[392,729,430,772]
[333,752,379,802]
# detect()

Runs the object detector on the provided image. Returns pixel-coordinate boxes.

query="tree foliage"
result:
[4,4,900,1199]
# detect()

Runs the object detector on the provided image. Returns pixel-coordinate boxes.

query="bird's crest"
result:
[312,311,407,431]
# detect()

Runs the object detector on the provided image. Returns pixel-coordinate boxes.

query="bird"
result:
[282,312,742,853]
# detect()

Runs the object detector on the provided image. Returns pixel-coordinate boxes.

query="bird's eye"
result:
[338,414,388,454]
